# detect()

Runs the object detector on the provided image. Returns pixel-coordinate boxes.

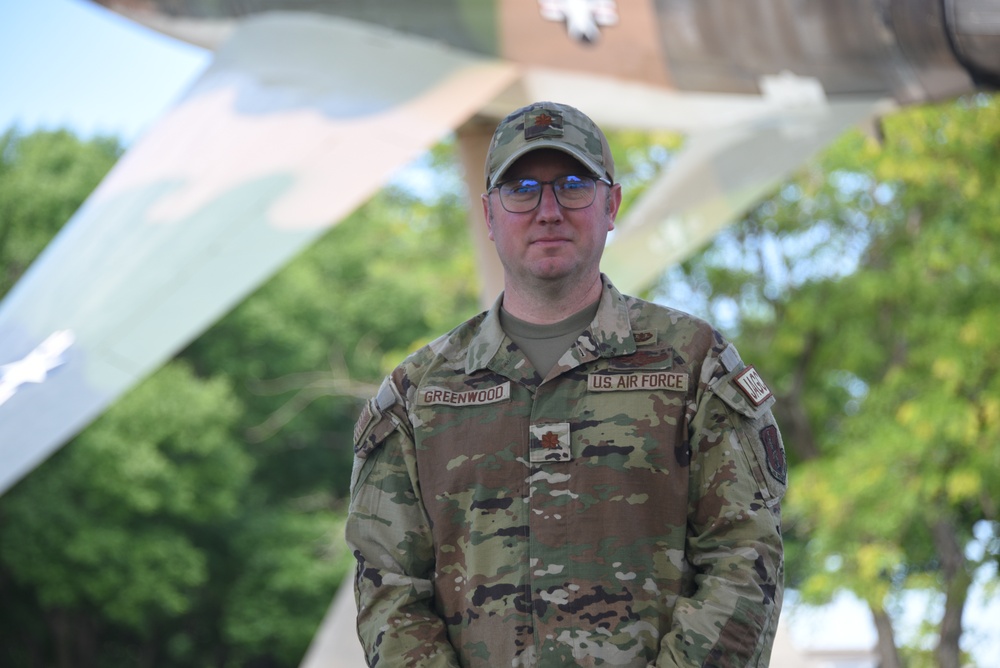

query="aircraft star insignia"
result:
[538,0,619,44]
[0,330,76,407]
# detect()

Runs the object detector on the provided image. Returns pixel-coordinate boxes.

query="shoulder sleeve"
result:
[346,374,461,668]
[656,342,785,668]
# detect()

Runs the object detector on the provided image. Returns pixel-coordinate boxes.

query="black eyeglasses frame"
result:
[488,174,613,213]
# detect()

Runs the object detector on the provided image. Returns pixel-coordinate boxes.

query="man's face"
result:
[482,149,621,290]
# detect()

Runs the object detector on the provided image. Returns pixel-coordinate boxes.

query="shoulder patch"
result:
[733,365,773,407]
[353,377,401,459]
[711,365,775,419]
[353,401,377,445]
[760,424,787,484]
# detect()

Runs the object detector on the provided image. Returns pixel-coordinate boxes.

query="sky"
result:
[0,0,210,142]
[1,0,997,662]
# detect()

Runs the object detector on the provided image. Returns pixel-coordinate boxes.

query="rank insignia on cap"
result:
[524,110,564,140]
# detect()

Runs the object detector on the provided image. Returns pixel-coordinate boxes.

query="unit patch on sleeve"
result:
[733,365,772,406]
[759,424,787,484]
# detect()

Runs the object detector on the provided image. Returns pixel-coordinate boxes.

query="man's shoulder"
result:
[398,310,491,373]
[623,293,716,337]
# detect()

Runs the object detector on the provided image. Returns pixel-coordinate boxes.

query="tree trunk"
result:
[77,612,98,668]
[45,608,100,668]
[932,518,971,668]
[870,605,904,668]
[47,608,74,668]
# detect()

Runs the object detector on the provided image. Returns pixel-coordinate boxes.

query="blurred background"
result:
[1,1,998,666]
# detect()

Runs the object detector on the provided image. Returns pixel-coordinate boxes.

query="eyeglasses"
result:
[490,175,612,213]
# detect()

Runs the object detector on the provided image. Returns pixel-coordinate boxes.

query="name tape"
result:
[419,382,511,407]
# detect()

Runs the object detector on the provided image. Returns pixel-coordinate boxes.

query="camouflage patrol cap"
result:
[485,101,615,190]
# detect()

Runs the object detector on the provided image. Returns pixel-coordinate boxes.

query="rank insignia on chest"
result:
[529,423,572,463]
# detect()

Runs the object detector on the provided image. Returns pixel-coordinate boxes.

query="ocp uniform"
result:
[348,276,786,668]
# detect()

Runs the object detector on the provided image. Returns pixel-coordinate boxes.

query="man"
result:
[346,101,786,667]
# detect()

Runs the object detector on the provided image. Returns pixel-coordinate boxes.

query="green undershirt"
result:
[499,299,600,378]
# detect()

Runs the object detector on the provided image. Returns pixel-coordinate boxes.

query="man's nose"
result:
[536,183,563,220]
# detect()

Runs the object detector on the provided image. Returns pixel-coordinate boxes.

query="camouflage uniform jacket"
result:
[347,275,786,667]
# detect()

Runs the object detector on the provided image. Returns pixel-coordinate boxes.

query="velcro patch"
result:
[353,397,399,459]
[760,424,787,484]
[530,423,572,463]
[633,330,657,346]
[524,110,563,140]
[417,382,511,407]
[720,344,742,374]
[353,401,376,445]
[588,371,688,393]
[734,365,772,407]
[609,348,674,370]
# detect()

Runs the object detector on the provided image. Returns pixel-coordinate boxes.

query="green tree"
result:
[0,128,122,295]
[652,94,1000,666]
[0,361,250,666]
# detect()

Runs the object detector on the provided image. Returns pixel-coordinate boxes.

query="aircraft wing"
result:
[603,95,896,294]
[0,11,518,495]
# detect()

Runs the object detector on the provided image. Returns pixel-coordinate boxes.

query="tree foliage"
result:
[0,129,122,296]
[652,93,1000,666]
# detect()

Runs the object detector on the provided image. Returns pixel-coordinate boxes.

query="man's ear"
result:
[482,193,495,241]
[608,183,623,230]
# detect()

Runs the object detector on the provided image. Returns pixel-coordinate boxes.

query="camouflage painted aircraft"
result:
[1,0,998,504]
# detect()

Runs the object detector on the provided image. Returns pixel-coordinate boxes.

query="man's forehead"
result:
[504,149,588,178]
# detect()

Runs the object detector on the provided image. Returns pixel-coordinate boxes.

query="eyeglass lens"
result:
[499,175,598,212]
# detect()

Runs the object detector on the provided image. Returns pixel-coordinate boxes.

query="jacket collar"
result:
[464,274,637,375]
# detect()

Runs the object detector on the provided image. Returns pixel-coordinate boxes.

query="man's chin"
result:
[525,262,584,285]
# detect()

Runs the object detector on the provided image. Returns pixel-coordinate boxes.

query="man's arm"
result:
[657,347,787,668]
[345,380,461,667]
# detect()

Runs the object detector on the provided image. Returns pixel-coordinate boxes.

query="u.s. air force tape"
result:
[587,371,688,392]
